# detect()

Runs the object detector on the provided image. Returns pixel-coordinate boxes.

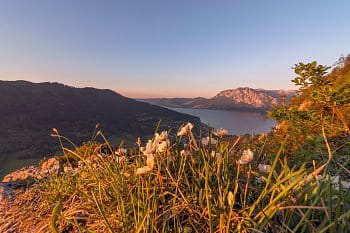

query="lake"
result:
[0,107,275,179]
[165,107,276,135]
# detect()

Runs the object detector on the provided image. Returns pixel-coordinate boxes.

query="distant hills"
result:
[0,81,200,175]
[139,87,296,112]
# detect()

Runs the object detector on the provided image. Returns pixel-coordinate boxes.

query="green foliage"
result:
[292,61,330,90]
[268,56,350,150]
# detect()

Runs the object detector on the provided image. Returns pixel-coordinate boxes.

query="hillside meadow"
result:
[1,57,350,232]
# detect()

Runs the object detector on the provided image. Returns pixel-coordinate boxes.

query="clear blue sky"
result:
[0,0,349,97]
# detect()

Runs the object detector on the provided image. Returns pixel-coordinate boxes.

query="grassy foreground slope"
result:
[1,57,349,232]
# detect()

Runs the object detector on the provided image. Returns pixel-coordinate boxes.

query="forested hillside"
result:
[0,81,201,176]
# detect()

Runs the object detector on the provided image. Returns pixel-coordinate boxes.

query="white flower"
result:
[141,139,156,156]
[136,166,153,175]
[141,131,169,155]
[177,123,194,136]
[157,140,169,153]
[258,164,271,173]
[154,131,168,142]
[238,149,254,165]
[137,131,169,175]
[201,137,217,146]
[136,154,155,175]
[146,154,154,168]
[214,129,228,137]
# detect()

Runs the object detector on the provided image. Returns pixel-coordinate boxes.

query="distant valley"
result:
[139,87,296,112]
[0,81,201,177]
[0,83,294,177]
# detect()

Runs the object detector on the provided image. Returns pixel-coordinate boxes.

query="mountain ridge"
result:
[139,87,296,112]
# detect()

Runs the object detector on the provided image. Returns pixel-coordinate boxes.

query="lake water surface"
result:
[166,107,276,135]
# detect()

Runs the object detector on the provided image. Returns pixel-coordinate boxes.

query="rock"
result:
[0,183,14,201]
[2,166,39,182]
[39,158,61,176]
[0,157,62,206]
[1,157,61,184]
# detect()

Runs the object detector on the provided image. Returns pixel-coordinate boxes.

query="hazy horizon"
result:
[1,0,349,98]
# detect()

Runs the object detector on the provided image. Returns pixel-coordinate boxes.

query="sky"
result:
[0,0,349,98]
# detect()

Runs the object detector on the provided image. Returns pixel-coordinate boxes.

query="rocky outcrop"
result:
[214,88,289,109]
[2,166,40,183]
[0,158,61,202]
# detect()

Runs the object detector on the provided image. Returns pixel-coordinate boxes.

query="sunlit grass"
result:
[40,124,350,233]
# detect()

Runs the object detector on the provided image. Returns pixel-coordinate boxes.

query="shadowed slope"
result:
[0,81,201,175]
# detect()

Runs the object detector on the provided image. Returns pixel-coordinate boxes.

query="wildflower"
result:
[227,191,234,206]
[177,123,194,136]
[258,164,271,173]
[201,137,217,146]
[157,140,169,153]
[146,154,154,168]
[137,131,169,175]
[136,166,153,175]
[141,139,156,156]
[154,131,168,142]
[238,149,254,165]
[214,128,228,137]
[136,154,154,175]
[81,171,89,179]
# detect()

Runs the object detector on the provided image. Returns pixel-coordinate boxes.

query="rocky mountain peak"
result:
[140,87,296,112]
[214,87,293,108]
